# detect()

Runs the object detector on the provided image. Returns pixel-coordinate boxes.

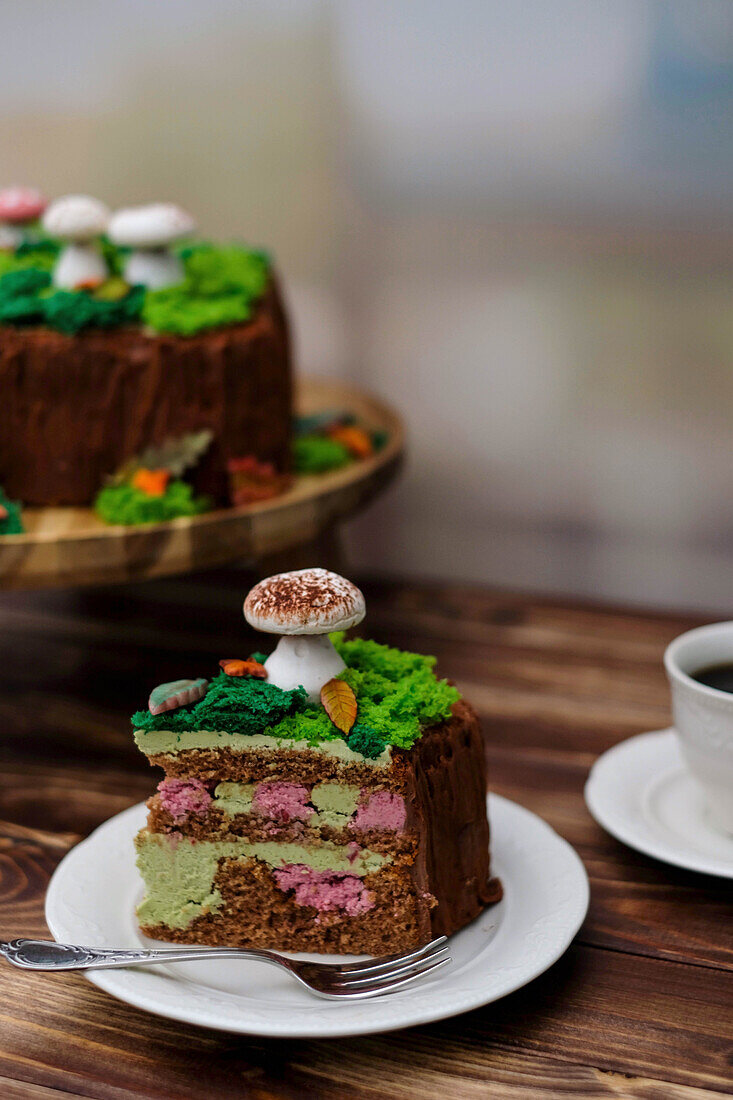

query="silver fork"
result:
[0,936,450,1000]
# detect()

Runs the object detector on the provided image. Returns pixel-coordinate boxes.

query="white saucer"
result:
[45,796,588,1038]
[585,729,733,879]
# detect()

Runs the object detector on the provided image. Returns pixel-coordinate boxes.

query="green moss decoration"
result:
[249,652,270,665]
[134,673,307,737]
[0,268,50,295]
[293,435,352,474]
[0,268,50,324]
[141,244,269,336]
[333,635,461,750]
[94,479,211,526]
[0,487,24,535]
[0,266,144,333]
[0,243,57,278]
[0,241,269,336]
[14,236,59,259]
[348,723,387,759]
[42,285,145,334]
[132,634,460,756]
[265,705,342,746]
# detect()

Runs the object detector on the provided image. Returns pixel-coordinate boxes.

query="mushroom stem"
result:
[124,248,185,290]
[265,634,346,702]
[54,243,107,289]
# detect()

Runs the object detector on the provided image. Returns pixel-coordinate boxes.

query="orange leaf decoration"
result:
[328,425,374,459]
[219,658,268,679]
[132,467,171,497]
[320,678,358,734]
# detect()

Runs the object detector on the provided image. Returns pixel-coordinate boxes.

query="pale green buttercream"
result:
[134,728,392,766]
[212,781,255,815]
[310,782,360,828]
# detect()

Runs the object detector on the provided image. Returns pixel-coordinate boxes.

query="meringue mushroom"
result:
[108,203,195,289]
[243,569,366,702]
[42,194,110,289]
[0,187,47,250]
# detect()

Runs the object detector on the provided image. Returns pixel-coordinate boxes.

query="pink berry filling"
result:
[353,790,406,832]
[158,778,211,822]
[253,782,314,823]
[272,864,375,915]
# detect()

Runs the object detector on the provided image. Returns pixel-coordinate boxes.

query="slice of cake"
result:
[133,569,501,954]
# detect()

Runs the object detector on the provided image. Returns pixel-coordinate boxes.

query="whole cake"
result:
[133,569,501,954]
[0,191,291,507]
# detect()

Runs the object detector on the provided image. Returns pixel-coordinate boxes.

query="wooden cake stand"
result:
[0,378,404,590]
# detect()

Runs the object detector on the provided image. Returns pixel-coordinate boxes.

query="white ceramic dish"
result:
[585,729,733,880]
[45,795,589,1038]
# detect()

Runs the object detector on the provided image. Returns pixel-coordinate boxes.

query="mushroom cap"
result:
[108,203,195,249]
[42,195,110,241]
[244,569,366,636]
[0,186,46,223]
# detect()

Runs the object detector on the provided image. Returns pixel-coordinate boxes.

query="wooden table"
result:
[0,572,731,1099]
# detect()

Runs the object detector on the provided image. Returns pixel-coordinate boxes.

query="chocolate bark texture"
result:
[409,700,503,935]
[0,278,291,505]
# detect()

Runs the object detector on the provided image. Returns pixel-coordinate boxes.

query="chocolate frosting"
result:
[405,698,502,935]
[0,278,291,505]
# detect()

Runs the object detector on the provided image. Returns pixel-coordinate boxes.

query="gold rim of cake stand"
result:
[0,377,405,590]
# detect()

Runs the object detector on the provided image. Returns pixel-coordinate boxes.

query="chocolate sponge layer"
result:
[0,278,291,505]
[140,859,434,955]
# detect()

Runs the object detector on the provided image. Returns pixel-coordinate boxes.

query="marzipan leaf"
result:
[320,678,358,734]
[112,430,214,486]
[136,430,214,478]
[149,677,208,716]
[219,658,268,679]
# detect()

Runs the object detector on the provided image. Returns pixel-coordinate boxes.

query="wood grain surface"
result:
[0,571,731,1099]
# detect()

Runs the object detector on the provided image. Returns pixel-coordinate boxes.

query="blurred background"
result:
[2,0,732,610]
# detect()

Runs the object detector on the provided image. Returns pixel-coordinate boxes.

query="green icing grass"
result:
[94,480,211,525]
[292,435,352,474]
[132,636,460,755]
[141,244,269,336]
[0,240,269,336]
[133,673,307,736]
[0,486,24,535]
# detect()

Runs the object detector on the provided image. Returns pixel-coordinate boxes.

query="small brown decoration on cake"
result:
[132,570,502,955]
[227,456,292,505]
[218,658,267,679]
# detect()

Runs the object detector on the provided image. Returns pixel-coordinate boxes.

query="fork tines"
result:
[311,936,451,1000]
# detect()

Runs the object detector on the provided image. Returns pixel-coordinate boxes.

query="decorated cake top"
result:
[133,570,460,761]
[0,187,269,336]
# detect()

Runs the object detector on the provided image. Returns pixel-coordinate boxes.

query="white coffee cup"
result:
[664,622,733,834]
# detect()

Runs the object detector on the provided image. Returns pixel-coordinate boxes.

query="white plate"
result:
[45,795,588,1038]
[585,729,733,880]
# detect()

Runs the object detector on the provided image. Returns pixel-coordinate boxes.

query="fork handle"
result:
[0,938,282,971]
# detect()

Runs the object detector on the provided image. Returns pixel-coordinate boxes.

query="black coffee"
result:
[691,662,733,693]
